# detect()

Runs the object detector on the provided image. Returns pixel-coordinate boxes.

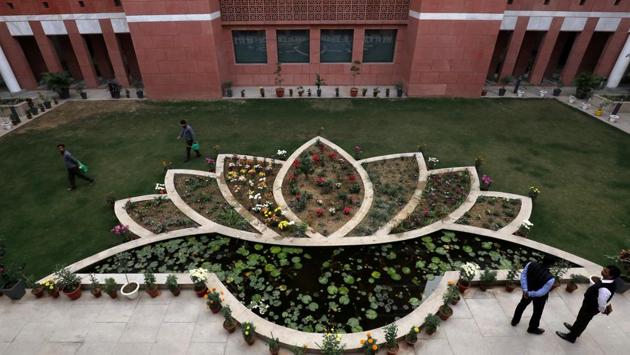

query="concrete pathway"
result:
[1,285,629,354]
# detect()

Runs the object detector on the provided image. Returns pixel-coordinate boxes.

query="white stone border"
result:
[113,194,203,238]
[272,136,374,239]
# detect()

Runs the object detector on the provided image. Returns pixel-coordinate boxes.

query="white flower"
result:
[188,268,209,282]
[276,149,287,158]
[460,262,479,280]
[428,157,439,163]
[521,220,533,230]
[328,207,336,215]
[154,183,165,191]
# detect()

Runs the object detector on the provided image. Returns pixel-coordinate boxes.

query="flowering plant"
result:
[517,220,533,237]
[205,288,223,310]
[188,268,209,290]
[405,326,421,343]
[276,149,288,159]
[205,157,215,171]
[316,208,325,217]
[459,262,479,282]
[343,207,352,215]
[43,279,57,292]
[241,321,255,339]
[111,224,129,236]
[528,186,540,200]
[427,157,439,169]
[328,207,336,215]
[317,331,344,355]
[155,183,166,194]
[481,175,492,187]
[278,220,295,230]
[359,332,378,355]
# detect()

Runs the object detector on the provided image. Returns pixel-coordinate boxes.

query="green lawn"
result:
[1,98,629,278]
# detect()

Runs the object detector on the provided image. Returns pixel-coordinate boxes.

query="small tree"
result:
[274,63,283,88]
[574,72,602,99]
[350,60,361,87]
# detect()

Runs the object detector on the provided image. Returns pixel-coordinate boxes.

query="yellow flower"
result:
[360,339,366,345]
[448,280,456,286]
[414,327,420,333]
[366,332,371,337]
[368,338,373,344]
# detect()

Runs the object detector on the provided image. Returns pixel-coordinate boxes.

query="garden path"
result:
[1,285,629,355]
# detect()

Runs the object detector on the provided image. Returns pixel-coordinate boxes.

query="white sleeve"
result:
[597,288,612,313]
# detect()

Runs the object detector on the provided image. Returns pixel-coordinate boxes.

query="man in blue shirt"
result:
[176,120,201,162]
[511,255,556,334]
[57,144,94,191]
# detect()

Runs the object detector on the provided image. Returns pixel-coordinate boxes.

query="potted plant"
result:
[0,242,26,300]
[479,269,497,291]
[335,87,339,97]
[317,332,344,354]
[404,326,420,346]
[40,71,73,99]
[120,280,140,300]
[267,333,280,355]
[315,73,325,97]
[144,270,159,298]
[240,89,245,98]
[423,314,440,335]
[75,81,87,99]
[222,81,233,97]
[505,261,520,292]
[44,279,59,298]
[385,88,390,97]
[553,82,562,97]
[373,87,380,97]
[498,76,512,96]
[221,305,238,333]
[189,268,209,297]
[297,86,304,97]
[103,277,117,298]
[384,323,399,354]
[125,88,130,98]
[241,321,256,345]
[89,274,102,298]
[457,262,479,293]
[359,332,379,355]
[550,260,570,289]
[566,274,589,293]
[55,267,82,300]
[362,88,368,97]
[395,81,403,97]
[206,289,222,313]
[574,72,602,99]
[31,281,45,298]
[438,288,455,321]
[259,87,265,97]
[107,79,122,99]
[446,283,461,304]
[133,80,144,99]
[350,60,361,97]
[274,63,284,97]
[166,274,180,296]
[39,93,52,109]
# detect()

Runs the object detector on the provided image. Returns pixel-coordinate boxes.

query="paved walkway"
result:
[1,284,629,355]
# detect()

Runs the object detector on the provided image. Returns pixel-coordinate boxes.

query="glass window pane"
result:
[320,29,353,63]
[232,30,267,64]
[277,30,309,63]
[363,29,397,63]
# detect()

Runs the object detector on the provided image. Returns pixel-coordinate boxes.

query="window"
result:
[79,1,85,7]
[42,1,49,8]
[114,0,121,6]
[320,30,353,63]
[615,0,621,6]
[277,30,309,63]
[7,2,14,9]
[363,29,397,63]
[232,31,267,64]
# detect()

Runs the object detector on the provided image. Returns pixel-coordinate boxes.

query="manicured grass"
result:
[1,98,629,278]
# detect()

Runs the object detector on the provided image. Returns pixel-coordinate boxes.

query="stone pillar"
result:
[99,19,130,86]
[500,16,529,79]
[561,18,598,85]
[0,23,37,89]
[0,44,20,92]
[529,17,563,85]
[29,21,63,73]
[64,20,98,87]
[595,19,630,78]
[606,34,630,88]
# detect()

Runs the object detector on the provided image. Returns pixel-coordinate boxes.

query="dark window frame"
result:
[232,30,268,64]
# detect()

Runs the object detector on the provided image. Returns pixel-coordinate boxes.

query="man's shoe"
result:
[556,331,576,343]
[563,322,573,331]
[527,328,545,335]
[183,159,190,163]
[67,187,75,191]
[511,319,518,326]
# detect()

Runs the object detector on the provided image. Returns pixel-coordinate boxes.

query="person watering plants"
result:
[57,144,94,191]
[176,119,201,162]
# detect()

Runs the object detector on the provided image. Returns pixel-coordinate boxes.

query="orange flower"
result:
[360,339,366,345]
[366,332,371,337]
[448,280,456,286]
[212,288,216,292]
[368,338,374,344]
[372,344,378,351]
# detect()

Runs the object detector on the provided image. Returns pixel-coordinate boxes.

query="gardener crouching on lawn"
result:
[57,144,94,191]
[176,119,201,162]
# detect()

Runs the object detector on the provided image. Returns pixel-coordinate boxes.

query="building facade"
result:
[1,0,630,99]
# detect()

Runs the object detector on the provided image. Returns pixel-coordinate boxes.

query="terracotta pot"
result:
[450,294,460,305]
[195,286,208,298]
[551,280,561,290]
[169,287,181,296]
[245,336,255,345]
[223,320,237,333]
[31,287,45,298]
[387,344,399,355]
[63,285,82,301]
[438,305,453,321]
[210,302,222,314]
[275,88,285,97]
[48,288,60,298]
[479,282,491,291]
[457,280,470,293]
[566,282,578,293]
[505,282,516,293]
[107,291,117,299]
[425,327,436,336]
[350,87,358,97]
[405,337,417,347]
[269,346,279,355]
[146,287,160,298]
[91,287,102,298]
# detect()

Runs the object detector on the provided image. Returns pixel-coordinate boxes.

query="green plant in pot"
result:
[395,81,404,97]
[438,287,456,321]
[404,325,421,346]
[241,321,256,345]
[350,60,361,97]
[479,269,497,291]
[206,289,222,313]
[132,79,144,98]
[75,81,87,99]
[315,73,325,97]
[103,277,117,298]
[144,270,159,298]
[274,63,284,97]
[107,79,122,99]
[54,266,82,300]
[550,260,570,289]
[505,260,521,293]
[166,274,180,296]
[89,274,101,298]
[384,323,399,354]
[574,72,602,99]
[221,305,238,333]
[566,274,589,293]
[0,241,27,300]
[222,81,233,97]
[446,283,461,304]
[267,333,280,355]
[423,313,441,335]
[188,267,208,297]
[40,71,73,99]
[498,76,512,96]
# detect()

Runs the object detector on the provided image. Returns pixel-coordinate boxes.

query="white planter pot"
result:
[569,96,576,104]
[517,90,525,97]
[120,282,140,300]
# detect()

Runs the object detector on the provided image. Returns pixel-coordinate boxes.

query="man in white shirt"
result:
[556,265,621,343]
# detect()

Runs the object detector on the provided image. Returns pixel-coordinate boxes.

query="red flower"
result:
[348,174,356,182]
[316,208,325,217]
[292,159,300,168]
[423,208,429,217]
[311,153,321,163]
[287,173,295,182]
[328,152,337,160]
[316,176,326,185]
[343,207,352,215]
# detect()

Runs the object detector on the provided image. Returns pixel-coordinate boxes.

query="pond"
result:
[83,231,569,333]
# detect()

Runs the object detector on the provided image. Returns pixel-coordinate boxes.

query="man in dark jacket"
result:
[57,144,94,191]
[176,120,201,162]
[556,265,621,343]
[511,255,556,334]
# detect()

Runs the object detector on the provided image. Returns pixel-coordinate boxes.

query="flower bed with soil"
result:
[124,197,198,234]
[86,231,564,333]
[281,141,364,236]
[174,174,255,232]
[223,156,303,237]
[393,171,471,233]
[349,157,419,236]
[456,196,521,231]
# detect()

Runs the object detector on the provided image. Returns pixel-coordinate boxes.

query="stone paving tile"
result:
[450,299,472,319]
[13,322,56,343]
[443,318,490,355]
[0,319,25,342]
[113,342,153,355]
[521,325,566,355]
[191,312,228,343]
[76,342,118,355]
[494,288,533,320]
[96,298,139,323]
[152,322,195,354]
[0,342,9,354]
[37,342,82,355]
[462,287,496,299]
[539,296,576,332]
[48,320,90,343]
[164,294,203,323]
[466,298,518,337]
[585,316,630,355]
[1,341,44,355]
[118,322,162,344]
[555,332,604,355]
[127,304,168,325]
[84,322,126,343]
[484,336,528,355]
[414,338,454,355]
[224,333,269,355]
[185,342,226,355]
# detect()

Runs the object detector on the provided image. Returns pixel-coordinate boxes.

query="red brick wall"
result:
[507,0,630,12]
[0,0,122,16]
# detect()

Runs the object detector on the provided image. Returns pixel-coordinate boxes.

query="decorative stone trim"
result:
[272,136,374,239]
[476,191,533,235]
[113,194,202,239]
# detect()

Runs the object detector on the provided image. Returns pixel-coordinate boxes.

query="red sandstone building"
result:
[1,0,630,99]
